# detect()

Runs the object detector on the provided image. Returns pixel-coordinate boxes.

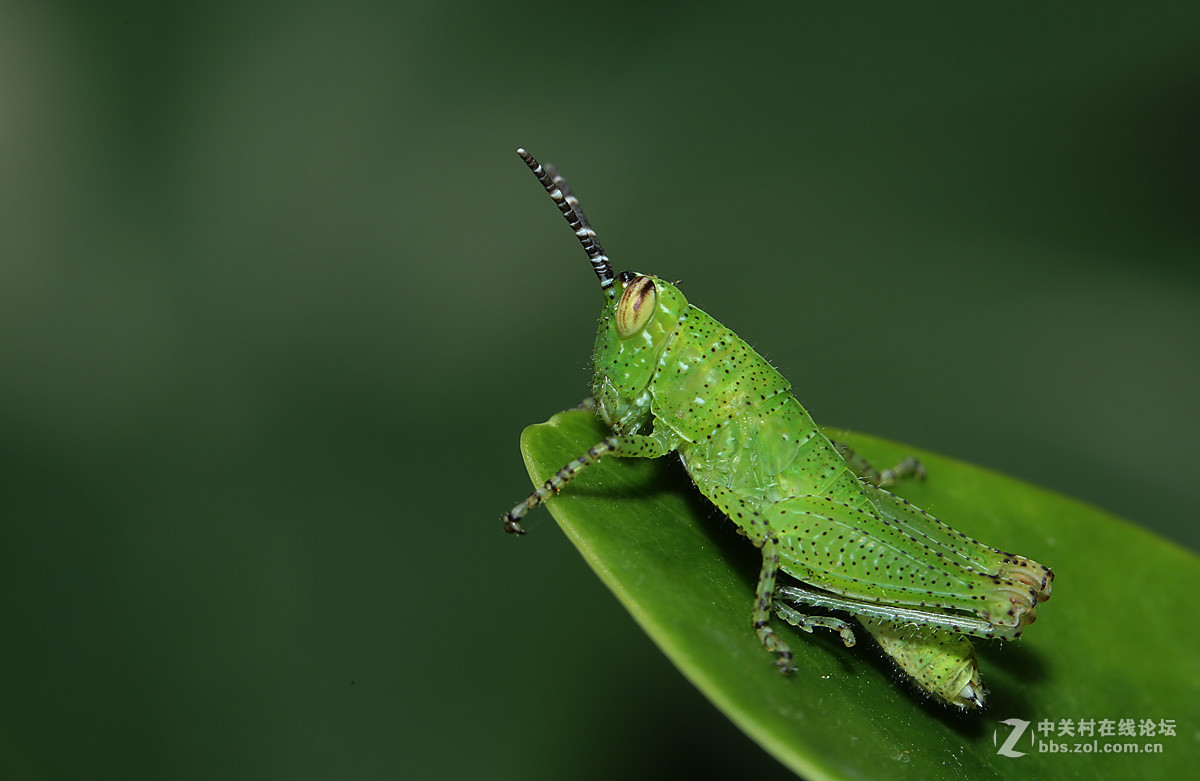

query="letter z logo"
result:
[995,718,1031,757]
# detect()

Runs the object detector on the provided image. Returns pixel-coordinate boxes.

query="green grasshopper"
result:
[501,149,1053,709]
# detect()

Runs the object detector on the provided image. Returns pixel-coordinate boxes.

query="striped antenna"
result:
[517,148,615,289]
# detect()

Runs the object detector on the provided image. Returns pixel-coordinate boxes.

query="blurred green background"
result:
[2,2,1197,778]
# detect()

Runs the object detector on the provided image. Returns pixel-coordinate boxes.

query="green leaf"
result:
[519,409,1200,780]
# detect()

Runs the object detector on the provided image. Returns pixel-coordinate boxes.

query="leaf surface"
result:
[520,409,1200,779]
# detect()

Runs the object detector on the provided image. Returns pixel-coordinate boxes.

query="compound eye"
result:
[615,276,657,338]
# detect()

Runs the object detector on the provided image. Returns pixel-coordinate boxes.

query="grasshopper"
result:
[501,149,1053,709]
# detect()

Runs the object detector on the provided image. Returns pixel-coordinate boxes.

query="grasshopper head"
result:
[590,272,688,432]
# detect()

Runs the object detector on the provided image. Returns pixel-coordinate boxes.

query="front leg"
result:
[501,429,677,534]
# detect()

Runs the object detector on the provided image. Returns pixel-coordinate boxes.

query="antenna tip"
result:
[516,148,539,172]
